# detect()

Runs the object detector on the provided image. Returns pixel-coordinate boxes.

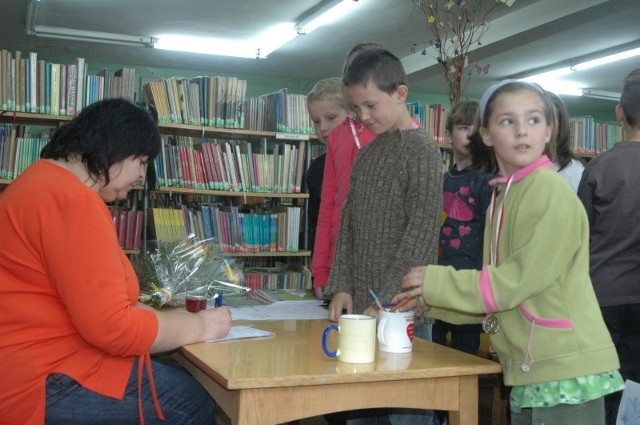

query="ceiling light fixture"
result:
[30,25,156,48]
[27,0,360,59]
[581,89,621,101]
[26,0,154,48]
[520,46,640,98]
[296,0,359,35]
[154,23,298,59]
[156,0,359,58]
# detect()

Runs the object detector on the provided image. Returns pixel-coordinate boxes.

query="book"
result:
[66,64,78,116]
[28,52,37,113]
[50,63,60,116]
[59,64,67,116]
[74,57,85,114]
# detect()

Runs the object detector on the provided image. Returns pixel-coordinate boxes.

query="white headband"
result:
[479,80,547,126]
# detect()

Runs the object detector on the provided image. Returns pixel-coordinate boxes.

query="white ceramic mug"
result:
[322,314,376,363]
[377,310,415,353]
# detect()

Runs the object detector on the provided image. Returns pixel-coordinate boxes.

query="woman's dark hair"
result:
[41,98,161,185]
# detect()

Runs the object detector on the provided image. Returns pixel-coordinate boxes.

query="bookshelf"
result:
[0,114,312,278]
[570,116,624,158]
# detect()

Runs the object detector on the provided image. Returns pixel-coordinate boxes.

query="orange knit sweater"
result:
[0,160,158,425]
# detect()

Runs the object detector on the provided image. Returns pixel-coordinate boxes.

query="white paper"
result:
[206,326,274,342]
[229,303,329,321]
[617,379,640,424]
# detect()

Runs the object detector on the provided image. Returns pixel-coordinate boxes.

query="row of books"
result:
[149,205,302,253]
[110,208,144,251]
[244,265,312,290]
[155,136,305,193]
[407,101,448,144]
[569,116,623,156]
[0,49,135,115]
[141,79,315,135]
[0,124,50,180]
[244,88,314,134]
[142,75,246,128]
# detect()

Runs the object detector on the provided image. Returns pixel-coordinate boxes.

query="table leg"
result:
[448,375,478,425]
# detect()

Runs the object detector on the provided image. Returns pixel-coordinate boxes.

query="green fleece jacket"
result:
[425,155,619,386]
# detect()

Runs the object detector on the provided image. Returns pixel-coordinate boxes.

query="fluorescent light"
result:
[581,89,621,101]
[27,0,359,58]
[519,77,584,96]
[520,45,640,97]
[32,25,155,47]
[297,0,359,35]
[572,48,640,71]
[155,23,298,59]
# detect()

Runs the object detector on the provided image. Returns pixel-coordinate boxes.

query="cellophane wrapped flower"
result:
[135,233,248,309]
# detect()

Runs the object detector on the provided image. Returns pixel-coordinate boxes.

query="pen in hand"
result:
[367,287,385,312]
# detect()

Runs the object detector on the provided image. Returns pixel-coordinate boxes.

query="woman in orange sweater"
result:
[0,98,231,425]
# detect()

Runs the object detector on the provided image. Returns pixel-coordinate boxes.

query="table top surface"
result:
[180,319,502,390]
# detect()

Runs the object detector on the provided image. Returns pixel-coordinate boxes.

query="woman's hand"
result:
[198,307,232,341]
[151,306,232,353]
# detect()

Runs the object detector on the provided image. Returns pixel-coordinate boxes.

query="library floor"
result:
[213,373,499,425]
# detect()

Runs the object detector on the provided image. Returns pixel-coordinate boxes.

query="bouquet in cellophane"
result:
[135,233,249,309]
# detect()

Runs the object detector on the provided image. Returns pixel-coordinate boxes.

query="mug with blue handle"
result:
[321,314,376,363]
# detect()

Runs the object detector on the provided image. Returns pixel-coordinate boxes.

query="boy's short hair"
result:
[620,68,640,127]
[446,101,479,133]
[342,48,407,94]
[342,43,385,76]
[306,77,349,112]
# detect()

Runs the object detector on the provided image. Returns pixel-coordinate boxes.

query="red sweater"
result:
[0,160,158,424]
[311,117,375,287]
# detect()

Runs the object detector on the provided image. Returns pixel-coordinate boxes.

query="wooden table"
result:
[175,320,502,425]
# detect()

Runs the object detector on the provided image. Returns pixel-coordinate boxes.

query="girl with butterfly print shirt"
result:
[434,101,494,356]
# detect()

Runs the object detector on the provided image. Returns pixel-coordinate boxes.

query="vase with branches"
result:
[414,0,516,104]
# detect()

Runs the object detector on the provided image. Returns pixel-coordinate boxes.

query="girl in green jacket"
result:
[393,80,623,425]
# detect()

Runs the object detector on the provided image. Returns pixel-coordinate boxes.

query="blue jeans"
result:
[45,358,215,425]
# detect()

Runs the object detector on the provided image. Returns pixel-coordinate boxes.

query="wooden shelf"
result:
[0,111,72,125]
[158,122,317,141]
[225,250,311,257]
[154,186,309,199]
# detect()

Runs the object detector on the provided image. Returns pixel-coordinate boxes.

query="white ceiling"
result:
[2,0,639,116]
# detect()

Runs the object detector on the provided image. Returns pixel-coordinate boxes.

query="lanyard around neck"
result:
[488,174,515,266]
[349,119,362,150]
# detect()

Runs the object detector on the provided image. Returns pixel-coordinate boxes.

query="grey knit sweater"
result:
[326,128,443,318]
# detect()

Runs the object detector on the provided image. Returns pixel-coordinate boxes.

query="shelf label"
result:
[276,132,309,141]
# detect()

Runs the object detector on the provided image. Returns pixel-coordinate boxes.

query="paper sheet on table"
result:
[206,326,275,342]
[230,302,329,320]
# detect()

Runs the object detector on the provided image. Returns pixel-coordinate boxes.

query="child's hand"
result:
[401,266,428,291]
[328,292,353,322]
[314,286,325,299]
[390,266,429,310]
[362,305,381,319]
